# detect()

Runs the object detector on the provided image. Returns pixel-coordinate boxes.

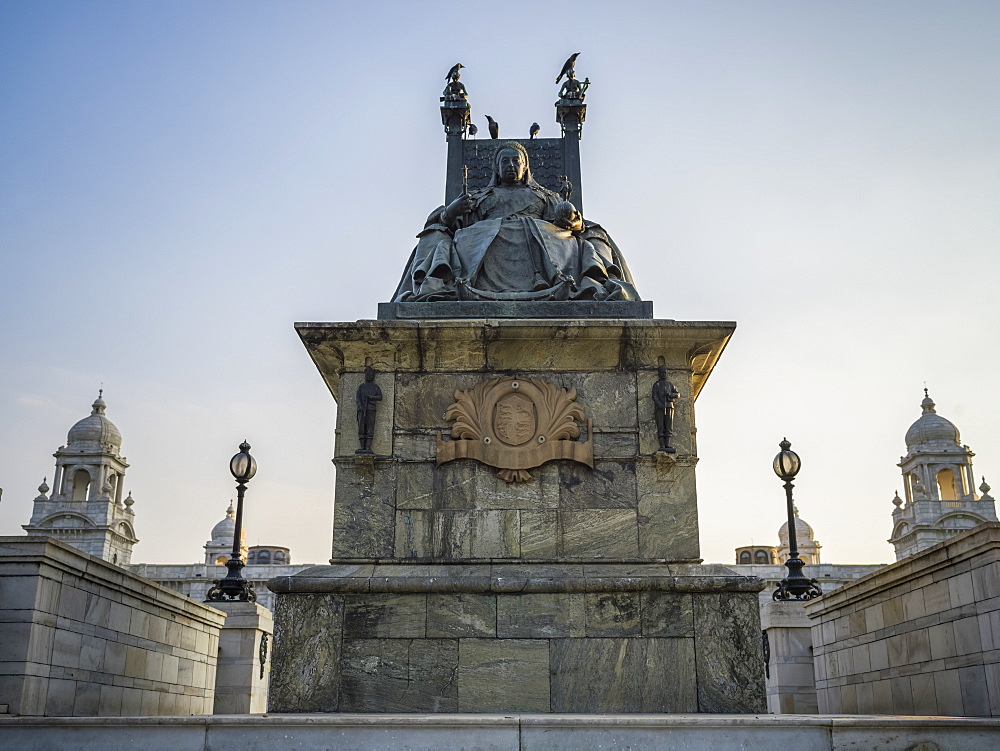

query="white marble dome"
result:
[67,393,122,448]
[778,506,815,545]
[905,392,960,450]
[209,502,246,545]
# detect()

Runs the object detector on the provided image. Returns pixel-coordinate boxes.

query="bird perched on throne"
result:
[441,62,468,102]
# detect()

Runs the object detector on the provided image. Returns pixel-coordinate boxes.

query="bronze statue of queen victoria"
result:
[391,141,640,303]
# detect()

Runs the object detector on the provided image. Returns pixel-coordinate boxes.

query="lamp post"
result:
[772,438,822,602]
[206,441,257,602]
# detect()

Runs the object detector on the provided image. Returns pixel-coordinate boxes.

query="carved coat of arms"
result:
[436,376,593,482]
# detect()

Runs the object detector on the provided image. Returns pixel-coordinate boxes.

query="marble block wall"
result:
[268,563,766,713]
[806,523,1000,716]
[0,536,225,717]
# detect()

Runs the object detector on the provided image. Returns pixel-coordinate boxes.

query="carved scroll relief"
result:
[436,376,593,483]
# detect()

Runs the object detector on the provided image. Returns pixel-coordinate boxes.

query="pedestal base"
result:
[280,318,755,714]
[211,600,273,715]
[268,562,766,714]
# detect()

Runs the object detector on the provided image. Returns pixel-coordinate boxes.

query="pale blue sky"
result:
[2,1,998,565]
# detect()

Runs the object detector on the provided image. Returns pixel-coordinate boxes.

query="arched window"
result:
[257,550,271,565]
[739,551,752,564]
[246,550,256,564]
[72,469,91,501]
[937,469,958,502]
[754,550,769,565]
[273,551,286,564]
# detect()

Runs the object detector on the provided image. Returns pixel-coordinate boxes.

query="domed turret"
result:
[24,390,136,565]
[204,501,248,565]
[67,391,122,450]
[891,389,997,561]
[778,506,814,545]
[209,501,245,545]
[777,506,822,564]
[904,390,960,451]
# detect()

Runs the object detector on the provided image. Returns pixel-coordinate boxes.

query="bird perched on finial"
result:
[556,53,580,84]
[485,115,499,139]
[529,122,540,139]
[446,63,464,81]
[468,122,478,138]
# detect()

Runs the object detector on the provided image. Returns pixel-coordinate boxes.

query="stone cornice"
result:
[296,319,735,403]
[268,561,765,595]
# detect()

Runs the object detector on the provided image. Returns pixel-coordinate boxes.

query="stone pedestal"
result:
[269,318,765,713]
[212,601,273,715]
[761,600,818,714]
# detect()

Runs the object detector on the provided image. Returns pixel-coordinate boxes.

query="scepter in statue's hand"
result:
[442,167,473,226]
[457,165,470,229]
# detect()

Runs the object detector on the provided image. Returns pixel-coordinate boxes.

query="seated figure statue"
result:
[391,141,640,302]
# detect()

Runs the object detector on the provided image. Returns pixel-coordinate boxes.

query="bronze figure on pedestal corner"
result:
[653,365,680,453]
[355,366,381,455]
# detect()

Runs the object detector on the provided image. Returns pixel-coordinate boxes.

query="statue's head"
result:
[658,365,667,380]
[492,142,531,187]
[364,366,375,382]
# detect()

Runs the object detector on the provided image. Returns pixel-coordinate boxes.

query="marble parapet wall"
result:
[805,522,1000,716]
[0,536,225,717]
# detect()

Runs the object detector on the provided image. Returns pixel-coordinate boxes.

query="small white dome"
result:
[209,501,246,545]
[67,393,122,448]
[904,391,960,450]
[778,506,814,544]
